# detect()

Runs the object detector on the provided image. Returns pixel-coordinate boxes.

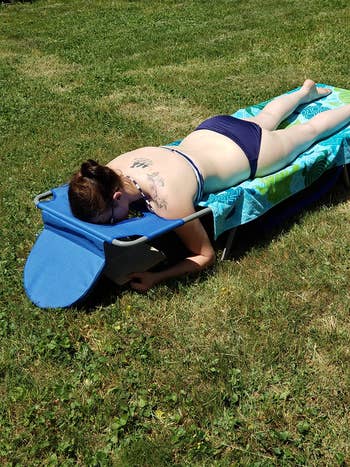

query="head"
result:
[68,159,129,223]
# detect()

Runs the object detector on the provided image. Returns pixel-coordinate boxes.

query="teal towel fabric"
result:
[196,84,350,238]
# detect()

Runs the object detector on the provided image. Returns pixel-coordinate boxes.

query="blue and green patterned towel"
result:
[197,84,350,238]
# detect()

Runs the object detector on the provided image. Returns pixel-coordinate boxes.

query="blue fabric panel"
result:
[23,227,105,309]
[39,185,184,242]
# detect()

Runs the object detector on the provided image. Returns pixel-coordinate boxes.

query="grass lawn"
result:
[1,0,350,464]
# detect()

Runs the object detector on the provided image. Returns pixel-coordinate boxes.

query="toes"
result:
[318,87,332,97]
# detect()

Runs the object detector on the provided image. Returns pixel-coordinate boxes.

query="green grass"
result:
[1,0,350,464]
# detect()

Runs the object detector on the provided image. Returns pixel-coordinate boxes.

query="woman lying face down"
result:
[69,80,350,291]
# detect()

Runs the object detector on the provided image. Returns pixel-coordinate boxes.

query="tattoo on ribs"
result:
[130,158,153,169]
[147,172,168,210]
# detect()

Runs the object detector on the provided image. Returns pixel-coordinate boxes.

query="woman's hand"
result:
[128,271,158,292]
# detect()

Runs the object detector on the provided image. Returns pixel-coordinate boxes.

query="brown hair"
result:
[68,159,123,221]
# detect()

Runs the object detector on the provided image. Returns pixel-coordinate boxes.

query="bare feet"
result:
[301,79,332,104]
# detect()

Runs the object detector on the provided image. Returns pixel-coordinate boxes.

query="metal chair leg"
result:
[221,228,237,260]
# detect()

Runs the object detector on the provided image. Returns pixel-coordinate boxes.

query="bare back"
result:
[107,130,251,218]
[107,147,199,218]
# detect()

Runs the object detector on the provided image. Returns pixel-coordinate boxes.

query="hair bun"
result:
[80,159,120,198]
[80,159,99,179]
[70,160,123,221]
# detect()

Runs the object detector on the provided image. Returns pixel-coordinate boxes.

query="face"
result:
[93,195,130,224]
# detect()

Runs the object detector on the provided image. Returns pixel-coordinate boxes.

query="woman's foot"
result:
[301,79,332,104]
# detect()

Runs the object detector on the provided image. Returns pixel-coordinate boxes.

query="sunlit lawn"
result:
[1,0,350,464]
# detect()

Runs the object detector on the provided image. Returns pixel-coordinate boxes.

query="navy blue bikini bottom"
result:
[195,115,262,178]
[162,146,204,204]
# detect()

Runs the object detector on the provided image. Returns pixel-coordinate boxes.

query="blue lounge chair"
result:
[24,85,350,308]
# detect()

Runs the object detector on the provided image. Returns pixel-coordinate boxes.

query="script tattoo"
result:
[147,172,168,210]
[130,158,153,169]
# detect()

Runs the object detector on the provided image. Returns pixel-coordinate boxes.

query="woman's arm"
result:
[128,219,215,291]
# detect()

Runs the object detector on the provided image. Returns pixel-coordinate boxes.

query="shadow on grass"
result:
[76,275,123,311]
[224,166,350,260]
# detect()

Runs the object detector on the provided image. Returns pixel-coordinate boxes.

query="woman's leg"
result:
[256,104,350,176]
[246,79,331,130]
